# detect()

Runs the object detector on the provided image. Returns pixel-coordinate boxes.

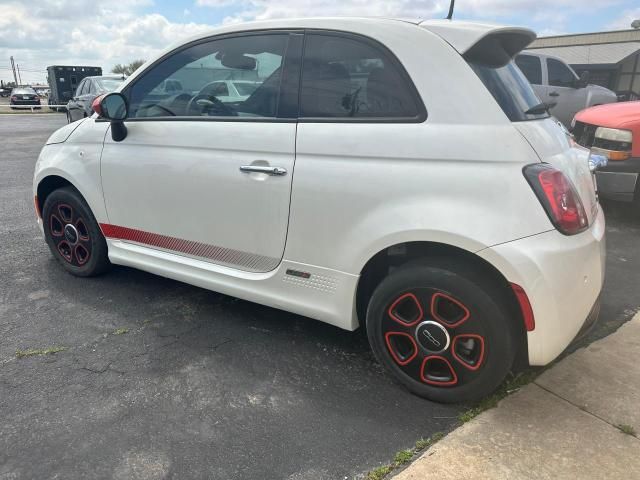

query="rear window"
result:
[96,78,124,92]
[13,88,36,95]
[469,61,548,122]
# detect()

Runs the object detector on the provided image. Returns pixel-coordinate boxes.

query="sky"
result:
[1,0,640,85]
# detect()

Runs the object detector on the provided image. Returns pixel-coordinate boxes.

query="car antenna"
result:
[446,0,455,20]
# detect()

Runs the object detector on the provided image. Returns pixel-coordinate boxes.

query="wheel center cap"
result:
[415,321,450,353]
[64,224,79,245]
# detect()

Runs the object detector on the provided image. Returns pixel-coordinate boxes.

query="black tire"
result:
[366,258,517,403]
[42,186,111,277]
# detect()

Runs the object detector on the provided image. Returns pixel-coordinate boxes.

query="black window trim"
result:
[515,54,542,86]
[297,28,427,124]
[117,29,304,124]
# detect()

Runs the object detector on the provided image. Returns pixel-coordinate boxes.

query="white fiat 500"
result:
[33,18,605,403]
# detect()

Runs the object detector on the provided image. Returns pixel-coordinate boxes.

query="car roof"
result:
[85,75,125,80]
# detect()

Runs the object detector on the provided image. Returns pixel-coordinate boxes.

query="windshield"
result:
[233,82,259,96]
[96,78,124,92]
[469,61,549,122]
[13,88,37,95]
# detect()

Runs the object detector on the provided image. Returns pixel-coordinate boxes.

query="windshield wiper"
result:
[524,102,550,115]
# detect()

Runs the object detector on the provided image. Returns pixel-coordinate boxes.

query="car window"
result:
[75,81,86,97]
[86,80,95,95]
[96,78,124,92]
[13,88,36,95]
[300,33,421,119]
[547,58,577,88]
[515,55,542,85]
[469,61,548,122]
[210,82,229,96]
[128,33,288,118]
[234,82,259,96]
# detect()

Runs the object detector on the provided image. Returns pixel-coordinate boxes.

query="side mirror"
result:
[575,71,590,88]
[92,92,128,142]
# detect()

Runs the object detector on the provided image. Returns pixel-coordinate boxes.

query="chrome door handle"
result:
[239,165,287,176]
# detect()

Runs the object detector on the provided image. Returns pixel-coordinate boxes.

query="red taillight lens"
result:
[524,163,588,235]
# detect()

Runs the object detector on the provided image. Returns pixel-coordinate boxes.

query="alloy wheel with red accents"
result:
[42,186,111,277]
[366,260,517,403]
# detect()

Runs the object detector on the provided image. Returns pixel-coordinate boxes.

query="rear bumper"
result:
[596,156,640,201]
[478,207,606,366]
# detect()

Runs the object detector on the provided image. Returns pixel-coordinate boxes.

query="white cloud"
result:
[606,8,640,30]
[0,0,211,84]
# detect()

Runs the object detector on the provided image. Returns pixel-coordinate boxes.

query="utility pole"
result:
[16,64,22,85]
[10,56,18,84]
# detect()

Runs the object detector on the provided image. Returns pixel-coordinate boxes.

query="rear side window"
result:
[515,55,542,85]
[300,33,423,120]
[469,61,548,122]
[547,58,576,88]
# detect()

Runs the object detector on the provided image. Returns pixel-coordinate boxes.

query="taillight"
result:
[523,163,588,235]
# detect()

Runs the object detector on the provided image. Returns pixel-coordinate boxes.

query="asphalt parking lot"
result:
[1,114,639,480]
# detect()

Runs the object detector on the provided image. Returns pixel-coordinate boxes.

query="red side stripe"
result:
[99,223,277,271]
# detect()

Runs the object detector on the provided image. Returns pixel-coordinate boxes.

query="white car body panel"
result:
[100,120,296,272]
[34,17,606,369]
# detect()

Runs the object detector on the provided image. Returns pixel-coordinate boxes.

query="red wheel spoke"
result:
[384,331,418,366]
[452,334,486,371]
[58,203,74,223]
[49,214,64,237]
[74,244,90,265]
[57,241,73,263]
[388,292,424,327]
[430,292,470,328]
[75,218,90,241]
[420,354,458,387]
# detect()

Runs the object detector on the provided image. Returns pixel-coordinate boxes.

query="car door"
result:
[68,80,85,121]
[100,31,302,273]
[545,57,585,126]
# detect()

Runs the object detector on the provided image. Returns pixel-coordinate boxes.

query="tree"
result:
[111,59,146,76]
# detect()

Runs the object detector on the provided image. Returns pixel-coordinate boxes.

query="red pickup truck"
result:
[572,101,640,203]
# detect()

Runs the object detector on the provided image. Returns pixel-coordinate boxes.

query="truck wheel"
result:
[366,258,517,403]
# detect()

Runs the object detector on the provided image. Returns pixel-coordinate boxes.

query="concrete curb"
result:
[393,312,640,480]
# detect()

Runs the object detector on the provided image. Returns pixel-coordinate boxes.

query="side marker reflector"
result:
[511,283,535,332]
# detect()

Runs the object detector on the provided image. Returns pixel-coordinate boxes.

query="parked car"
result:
[10,87,41,109]
[198,80,261,102]
[67,76,125,123]
[572,101,640,204]
[0,87,11,97]
[515,51,617,127]
[33,18,605,404]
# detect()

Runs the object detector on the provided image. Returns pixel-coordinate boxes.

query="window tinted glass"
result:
[96,78,124,92]
[547,58,576,87]
[13,87,36,95]
[128,34,287,118]
[300,34,420,118]
[75,81,86,96]
[86,80,95,94]
[515,55,542,85]
[470,61,548,122]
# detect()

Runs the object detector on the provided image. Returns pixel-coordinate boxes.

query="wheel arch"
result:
[36,174,103,226]
[355,240,529,368]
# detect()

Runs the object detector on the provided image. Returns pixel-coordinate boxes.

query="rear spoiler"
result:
[420,20,536,67]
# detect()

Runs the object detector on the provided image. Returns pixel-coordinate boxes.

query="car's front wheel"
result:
[366,259,517,403]
[42,186,111,277]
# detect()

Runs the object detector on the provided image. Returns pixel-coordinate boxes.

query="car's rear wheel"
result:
[366,259,517,403]
[42,187,111,277]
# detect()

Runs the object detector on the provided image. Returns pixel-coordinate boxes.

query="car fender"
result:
[34,119,110,225]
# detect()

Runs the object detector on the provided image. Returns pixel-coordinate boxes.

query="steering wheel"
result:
[186,93,236,117]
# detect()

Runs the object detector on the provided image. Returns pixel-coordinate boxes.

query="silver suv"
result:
[516,51,617,127]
